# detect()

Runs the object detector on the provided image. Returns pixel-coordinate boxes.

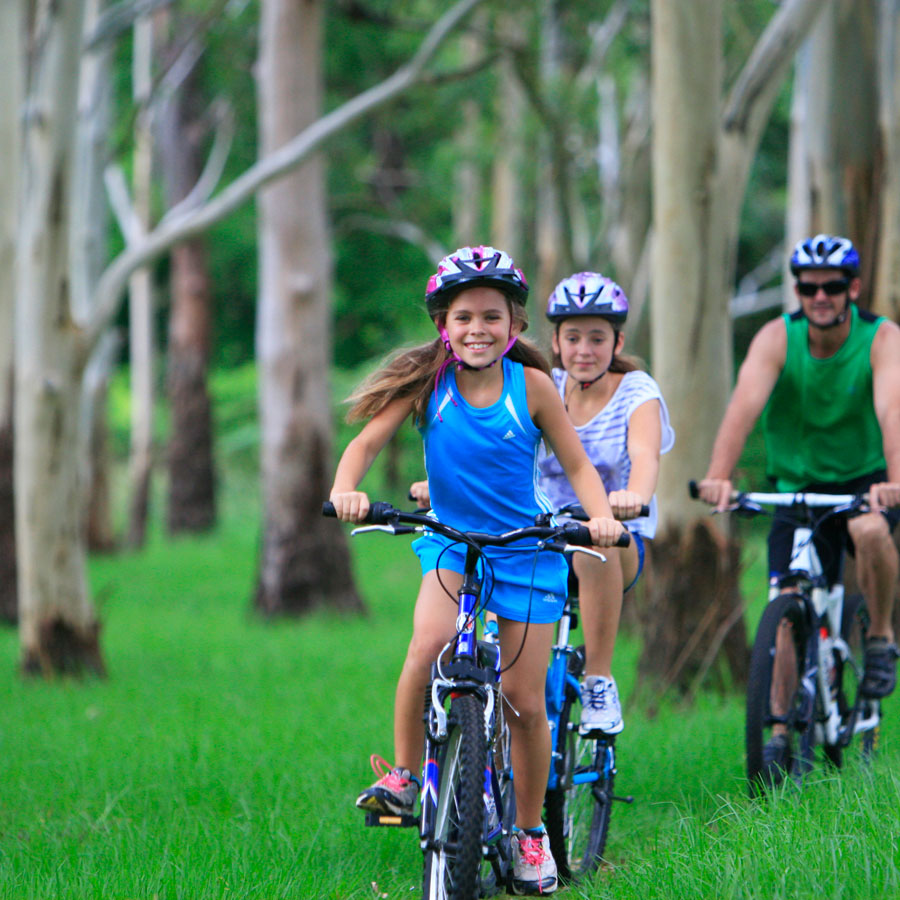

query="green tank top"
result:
[761,304,885,491]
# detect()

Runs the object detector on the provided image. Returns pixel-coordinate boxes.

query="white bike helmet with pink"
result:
[546,272,629,391]
[425,245,529,314]
[546,272,628,324]
[426,246,529,420]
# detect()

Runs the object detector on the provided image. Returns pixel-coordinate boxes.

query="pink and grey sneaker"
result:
[511,829,557,895]
[355,754,420,816]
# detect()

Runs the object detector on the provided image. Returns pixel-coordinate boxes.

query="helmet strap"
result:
[807,297,851,331]
[433,327,519,422]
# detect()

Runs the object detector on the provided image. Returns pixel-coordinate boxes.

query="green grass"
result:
[0,482,898,898]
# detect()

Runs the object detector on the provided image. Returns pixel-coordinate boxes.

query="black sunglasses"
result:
[796,279,849,297]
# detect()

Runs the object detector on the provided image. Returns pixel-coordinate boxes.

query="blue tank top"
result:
[419,357,555,536]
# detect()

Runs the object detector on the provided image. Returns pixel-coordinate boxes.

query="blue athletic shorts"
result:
[623,532,646,594]
[412,532,568,624]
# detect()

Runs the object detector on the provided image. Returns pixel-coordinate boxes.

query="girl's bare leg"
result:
[576,541,637,677]
[496,617,556,830]
[393,569,461,771]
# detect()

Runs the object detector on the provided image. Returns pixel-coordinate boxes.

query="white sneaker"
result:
[511,830,557,895]
[579,675,624,735]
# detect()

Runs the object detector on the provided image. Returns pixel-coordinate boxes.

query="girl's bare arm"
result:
[330,397,414,522]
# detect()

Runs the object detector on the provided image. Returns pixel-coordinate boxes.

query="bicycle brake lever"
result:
[350,524,419,536]
[564,545,607,563]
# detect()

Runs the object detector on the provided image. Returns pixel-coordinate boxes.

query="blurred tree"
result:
[13,0,487,673]
[874,0,900,322]
[17,0,105,674]
[157,6,221,535]
[642,0,824,695]
[254,0,362,615]
[127,13,156,546]
[0,0,20,624]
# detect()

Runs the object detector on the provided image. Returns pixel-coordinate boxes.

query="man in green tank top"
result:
[698,235,900,777]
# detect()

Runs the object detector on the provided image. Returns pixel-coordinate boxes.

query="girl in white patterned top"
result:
[537,273,675,735]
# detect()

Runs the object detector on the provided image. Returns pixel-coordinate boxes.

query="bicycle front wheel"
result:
[422,693,487,900]
[544,651,614,883]
[746,591,812,793]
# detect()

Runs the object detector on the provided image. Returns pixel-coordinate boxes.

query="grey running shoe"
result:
[355,754,419,815]
[861,638,899,698]
[511,830,557,895]
[579,675,624,735]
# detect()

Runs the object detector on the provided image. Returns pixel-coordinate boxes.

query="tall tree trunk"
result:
[255,0,362,615]
[490,31,525,260]
[17,0,104,675]
[158,14,217,534]
[453,22,483,245]
[0,0,22,623]
[646,0,824,694]
[874,0,900,321]
[75,0,117,554]
[127,15,156,547]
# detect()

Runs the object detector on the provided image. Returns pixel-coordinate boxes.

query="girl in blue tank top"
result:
[329,246,623,892]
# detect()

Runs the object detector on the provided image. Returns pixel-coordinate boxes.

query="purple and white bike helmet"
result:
[546,272,628,324]
[425,245,529,314]
[789,234,859,277]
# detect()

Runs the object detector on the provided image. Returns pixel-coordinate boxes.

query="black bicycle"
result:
[689,483,881,794]
[324,500,627,899]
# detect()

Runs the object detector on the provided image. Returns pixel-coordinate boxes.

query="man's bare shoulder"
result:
[745,314,788,365]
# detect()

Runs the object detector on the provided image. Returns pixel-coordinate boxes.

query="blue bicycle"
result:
[324,500,623,898]
[541,503,640,882]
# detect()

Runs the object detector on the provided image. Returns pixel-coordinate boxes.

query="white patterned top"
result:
[537,369,675,538]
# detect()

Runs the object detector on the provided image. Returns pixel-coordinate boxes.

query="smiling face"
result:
[794,267,860,329]
[442,287,520,368]
[551,316,624,380]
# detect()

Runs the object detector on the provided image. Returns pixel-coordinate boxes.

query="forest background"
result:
[3,0,900,897]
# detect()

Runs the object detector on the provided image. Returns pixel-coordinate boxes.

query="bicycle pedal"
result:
[364,811,420,828]
[611,793,634,804]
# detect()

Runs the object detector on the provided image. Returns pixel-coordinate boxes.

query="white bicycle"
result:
[691,484,881,794]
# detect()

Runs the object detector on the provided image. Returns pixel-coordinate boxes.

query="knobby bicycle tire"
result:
[836,593,879,762]
[479,698,516,897]
[422,693,487,900]
[544,647,613,883]
[746,592,811,794]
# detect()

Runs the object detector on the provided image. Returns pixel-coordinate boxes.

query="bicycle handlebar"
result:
[322,501,631,548]
[687,480,869,515]
[556,501,650,521]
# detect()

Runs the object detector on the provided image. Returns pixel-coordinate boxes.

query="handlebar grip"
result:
[638,504,650,518]
[321,500,397,524]
[688,480,700,500]
[560,522,631,548]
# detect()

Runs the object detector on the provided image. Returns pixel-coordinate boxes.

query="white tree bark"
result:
[255,0,361,613]
[127,14,156,546]
[651,0,824,529]
[490,33,525,260]
[16,0,103,673]
[0,0,22,621]
[874,0,900,320]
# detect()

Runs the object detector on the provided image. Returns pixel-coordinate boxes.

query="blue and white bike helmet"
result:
[546,272,628,324]
[789,234,859,277]
[425,245,529,314]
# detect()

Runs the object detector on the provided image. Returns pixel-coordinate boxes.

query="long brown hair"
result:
[346,294,550,424]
